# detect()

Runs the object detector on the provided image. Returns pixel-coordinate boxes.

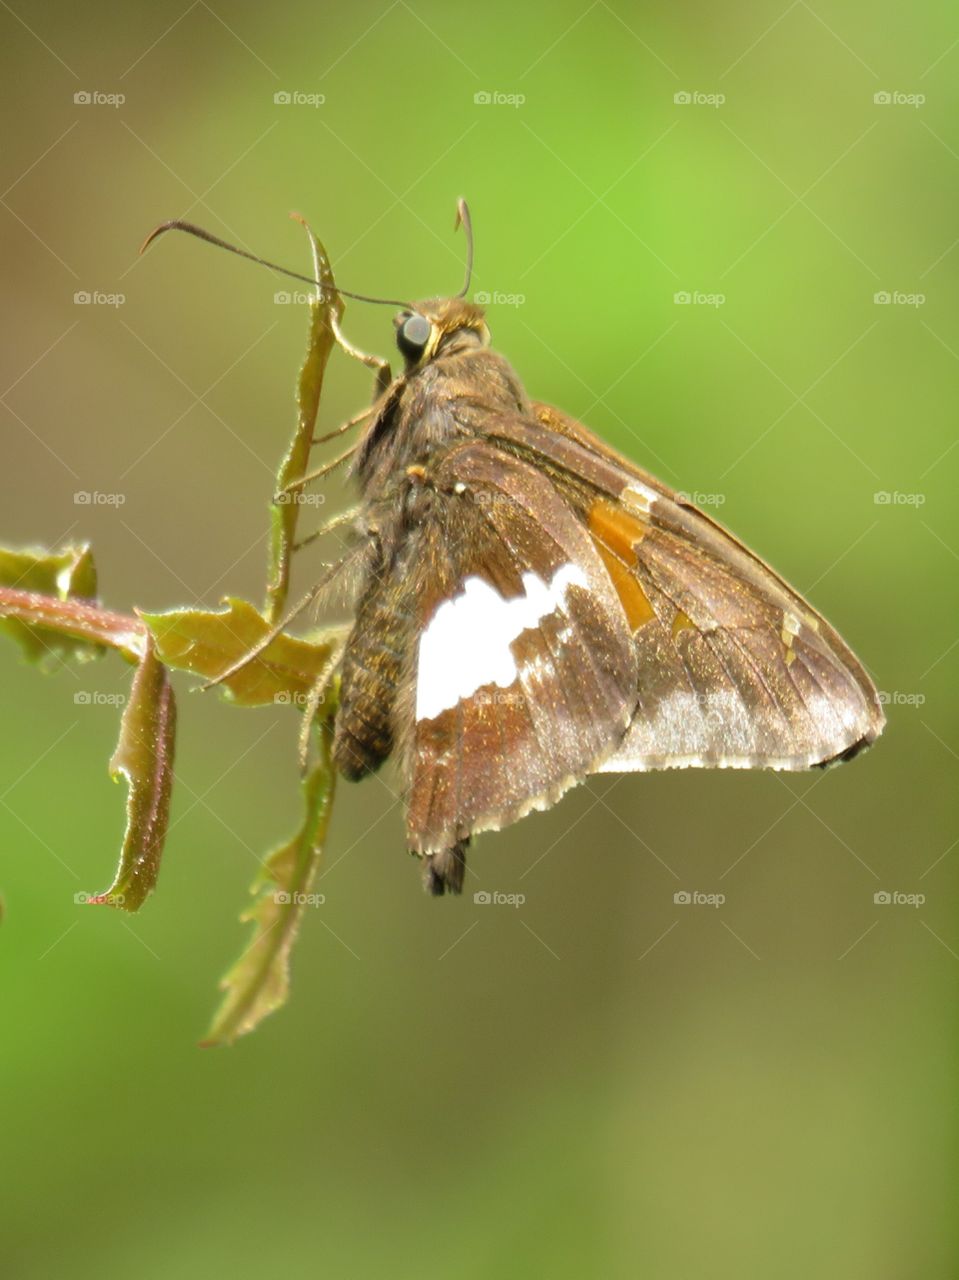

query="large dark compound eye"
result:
[396,312,432,362]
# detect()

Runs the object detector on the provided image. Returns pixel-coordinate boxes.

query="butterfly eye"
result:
[397,313,432,361]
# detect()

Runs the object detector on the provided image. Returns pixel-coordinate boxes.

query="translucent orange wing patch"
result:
[587,499,656,631]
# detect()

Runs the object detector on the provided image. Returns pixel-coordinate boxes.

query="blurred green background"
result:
[1,0,956,1275]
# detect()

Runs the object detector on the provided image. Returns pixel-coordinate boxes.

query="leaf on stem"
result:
[202,721,336,1046]
[140,597,336,708]
[97,635,177,912]
[266,218,343,625]
[0,544,106,665]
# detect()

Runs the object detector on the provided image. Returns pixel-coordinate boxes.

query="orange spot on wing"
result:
[588,499,655,630]
[671,609,696,639]
[588,499,646,557]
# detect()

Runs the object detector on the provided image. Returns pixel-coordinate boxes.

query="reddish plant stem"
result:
[0,586,145,660]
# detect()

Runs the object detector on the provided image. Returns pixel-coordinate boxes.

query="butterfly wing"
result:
[446,401,887,772]
[403,440,637,861]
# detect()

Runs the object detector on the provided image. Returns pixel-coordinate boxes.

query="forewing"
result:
[452,401,885,772]
[404,442,637,854]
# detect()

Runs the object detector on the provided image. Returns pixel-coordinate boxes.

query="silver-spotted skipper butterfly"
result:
[145,203,885,895]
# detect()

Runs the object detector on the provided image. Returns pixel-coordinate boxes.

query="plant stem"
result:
[0,586,145,660]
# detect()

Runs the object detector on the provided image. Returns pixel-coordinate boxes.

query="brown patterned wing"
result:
[459,402,885,772]
[404,441,637,856]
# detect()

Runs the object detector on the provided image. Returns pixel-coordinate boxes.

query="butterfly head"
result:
[394,298,490,370]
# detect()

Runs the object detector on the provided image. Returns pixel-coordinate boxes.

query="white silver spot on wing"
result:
[415,563,588,722]
[783,611,802,639]
[781,611,802,665]
[623,483,655,515]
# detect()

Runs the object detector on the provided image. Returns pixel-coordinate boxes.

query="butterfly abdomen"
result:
[333,581,414,781]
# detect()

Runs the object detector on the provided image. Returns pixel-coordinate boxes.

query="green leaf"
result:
[265,220,343,625]
[0,544,105,666]
[202,721,336,1046]
[140,597,336,709]
[97,636,177,912]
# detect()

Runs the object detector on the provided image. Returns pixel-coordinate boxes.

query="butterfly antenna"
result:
[454,198,474,299]
[139,220,411,308]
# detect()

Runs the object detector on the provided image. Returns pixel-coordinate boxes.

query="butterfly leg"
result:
[297,629,349,772]
[292,505,362,552]
[198,546,366,693]
[331,314,392,397]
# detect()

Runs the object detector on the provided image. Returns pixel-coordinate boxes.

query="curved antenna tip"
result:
[453,198,474,298]
[139,221,179,256]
